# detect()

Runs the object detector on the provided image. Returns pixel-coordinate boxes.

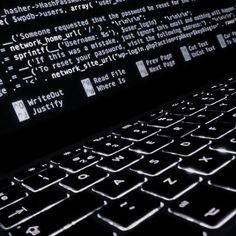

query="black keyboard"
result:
[2,76,236,236]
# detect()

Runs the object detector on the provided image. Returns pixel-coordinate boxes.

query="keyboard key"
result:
[209,160,236,192]
[59,152,101,173]
[138,110,164,123]
[14,163,51,182]
[93,171,146,199]
[92,137,132,156]
[210,132,236,154]
[0,187,68,230]
[179,149,233,175]
[142,169,200,200]
[169,184,236,229]
[84,135,112,150]
[125,213,204,236]
[112,122,139,136]
[9,194,105,236]
[159,122,199,138]
[22,168,67,192]
[215,85,236,97]
[130,152,180,176]
[115,124,159,141]
[207,82,225,93]
[58,218,114,236]
[191,122,235,139]
[208,100,236,112]
[129,135,173,154]
[163,136,210,157]
[184,110,222,125]
[149,114,184,128]
[192,92,225,105]
[0,186,27,210]
[51,149,81,164]
[169,102,206,116]
[60,167,108,193]
[164,100,186,111]
[97,149,143,172]
[98,191,162,231]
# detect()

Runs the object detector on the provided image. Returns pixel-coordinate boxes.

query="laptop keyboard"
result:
[1,76,236,236]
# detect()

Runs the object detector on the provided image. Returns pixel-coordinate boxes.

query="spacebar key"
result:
[0,187,68,230]
[9,192,105,236]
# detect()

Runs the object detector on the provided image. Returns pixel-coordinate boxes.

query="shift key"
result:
[9,192,105,236]
[0,187,68,230]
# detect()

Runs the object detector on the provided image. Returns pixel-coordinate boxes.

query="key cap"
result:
[59,152,101,173]
[169,102,205,116]
[169,184,236,229]
[9,193,105,236]
[142,169,200,200]
[191,122,235,139]
[58,218,114,236]
[184,110,222,125]
[14,163,51,182]
[0,187,68,230]
[130,152,180,176]
[165,100,186,111]
[51,148,82,165]
[126,213,204,236]
[60,167,108,193]
[209,160,236,192]
[112,122,139,136]
[163,136,210,157]
[188,91,206,103]
[192,92,225,105]
[179,149,233,175]
[97,149,143,172]
[159,122,199,138]
[22,168,66,192]
[215,86,236,97]
[138,110,164,123]
[149,114,184,128]
[208,100,236,112]
[92,137,132,156]
[129,135,173,154]
[98,191,162,231]
[84,135,112,150]
[0,186,27,210]
[210,132,236,154]
[207,82,225,93]
[93,171,146,199]
[115,124,159,141]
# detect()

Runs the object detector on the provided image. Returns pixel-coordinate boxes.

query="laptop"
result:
[0,0,236,235]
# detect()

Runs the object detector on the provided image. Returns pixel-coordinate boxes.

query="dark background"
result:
[0,0,235,175]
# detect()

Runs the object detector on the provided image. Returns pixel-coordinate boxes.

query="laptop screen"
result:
[0,0,235,135]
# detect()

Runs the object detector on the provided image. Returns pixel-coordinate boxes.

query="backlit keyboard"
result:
[1,76,236,236]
